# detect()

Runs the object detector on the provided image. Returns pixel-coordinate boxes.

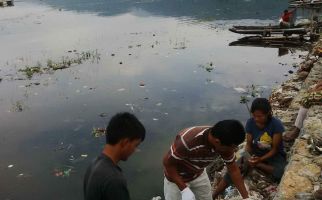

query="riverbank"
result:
[272,38,322,199]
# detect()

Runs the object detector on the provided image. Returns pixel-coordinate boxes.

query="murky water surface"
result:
[0,1,308,199]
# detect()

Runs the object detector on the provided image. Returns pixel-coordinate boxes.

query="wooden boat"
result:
[229,27,308,36]
[232,23,309,30]
[289,0,322,7]
[0,0,14,6]
[229,36,311,49]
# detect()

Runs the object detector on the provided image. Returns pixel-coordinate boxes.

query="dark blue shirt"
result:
[245,117,285,156]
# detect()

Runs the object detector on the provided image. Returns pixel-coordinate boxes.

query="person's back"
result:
[83,112,146,200]
[84,154,129,200]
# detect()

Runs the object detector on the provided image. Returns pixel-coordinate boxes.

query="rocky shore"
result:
[272,39,322,199]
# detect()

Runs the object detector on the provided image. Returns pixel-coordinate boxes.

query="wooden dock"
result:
[0,0,14,7]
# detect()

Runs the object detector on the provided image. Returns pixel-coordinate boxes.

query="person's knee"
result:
[272,166,285,181]
[271,161,286,180]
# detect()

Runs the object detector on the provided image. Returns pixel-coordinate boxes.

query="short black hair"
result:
[250,98,272,116]
[106,112,145,145]
[211,120,245,146]
[284,9,288,13]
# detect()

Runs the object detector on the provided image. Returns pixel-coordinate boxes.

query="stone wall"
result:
[272,43,322,199]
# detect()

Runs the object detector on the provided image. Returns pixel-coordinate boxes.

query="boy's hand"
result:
[181,187,196,200]
[248,156,261,167]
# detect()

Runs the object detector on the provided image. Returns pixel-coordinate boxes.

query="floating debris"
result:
[99,113,108,117]
[152,118,159,121]
[117,88,125,92]
[234,87,247,93]
[199,62,215,72]
[53,167,74,178]
[173,39,187,50]
[139,81,145,87]
[92,128,106,137]
[8,165,14,168]
[54,143,74,152]
[18,50,101,79]
[11,101,25,112]
[16,173,32,178]
[156,103,162,106]
[19,66,42,79]
[81,154,88,158]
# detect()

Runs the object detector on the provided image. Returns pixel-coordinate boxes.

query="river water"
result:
[0,0,309,199]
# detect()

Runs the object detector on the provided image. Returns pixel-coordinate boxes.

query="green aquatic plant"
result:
[19,66,42,79]
[239,84,263,116]
[19,50,101,79]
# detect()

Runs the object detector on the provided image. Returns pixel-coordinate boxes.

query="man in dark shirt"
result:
[84,112,146,200]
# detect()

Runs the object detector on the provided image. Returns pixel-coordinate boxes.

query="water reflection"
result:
[33,0,289,20]
[0,1,308,200]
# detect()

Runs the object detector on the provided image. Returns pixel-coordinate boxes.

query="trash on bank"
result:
[92,127,106,137]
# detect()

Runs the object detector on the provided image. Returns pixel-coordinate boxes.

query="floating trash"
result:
[8,165,14,168]
[16,173,32,178]
[153,118,159,121]
[99,113,108,117]
[92,128,106,137]
[234,87,247,93]
[53,167,74,178]
[69,155,87,164]
[17,173,24,177]
[68,155,75,161]
[156,103,162,106]
[139,81,145,87]
[199,62,215,72]
[117,88,125,92]
[11,101,25,112]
